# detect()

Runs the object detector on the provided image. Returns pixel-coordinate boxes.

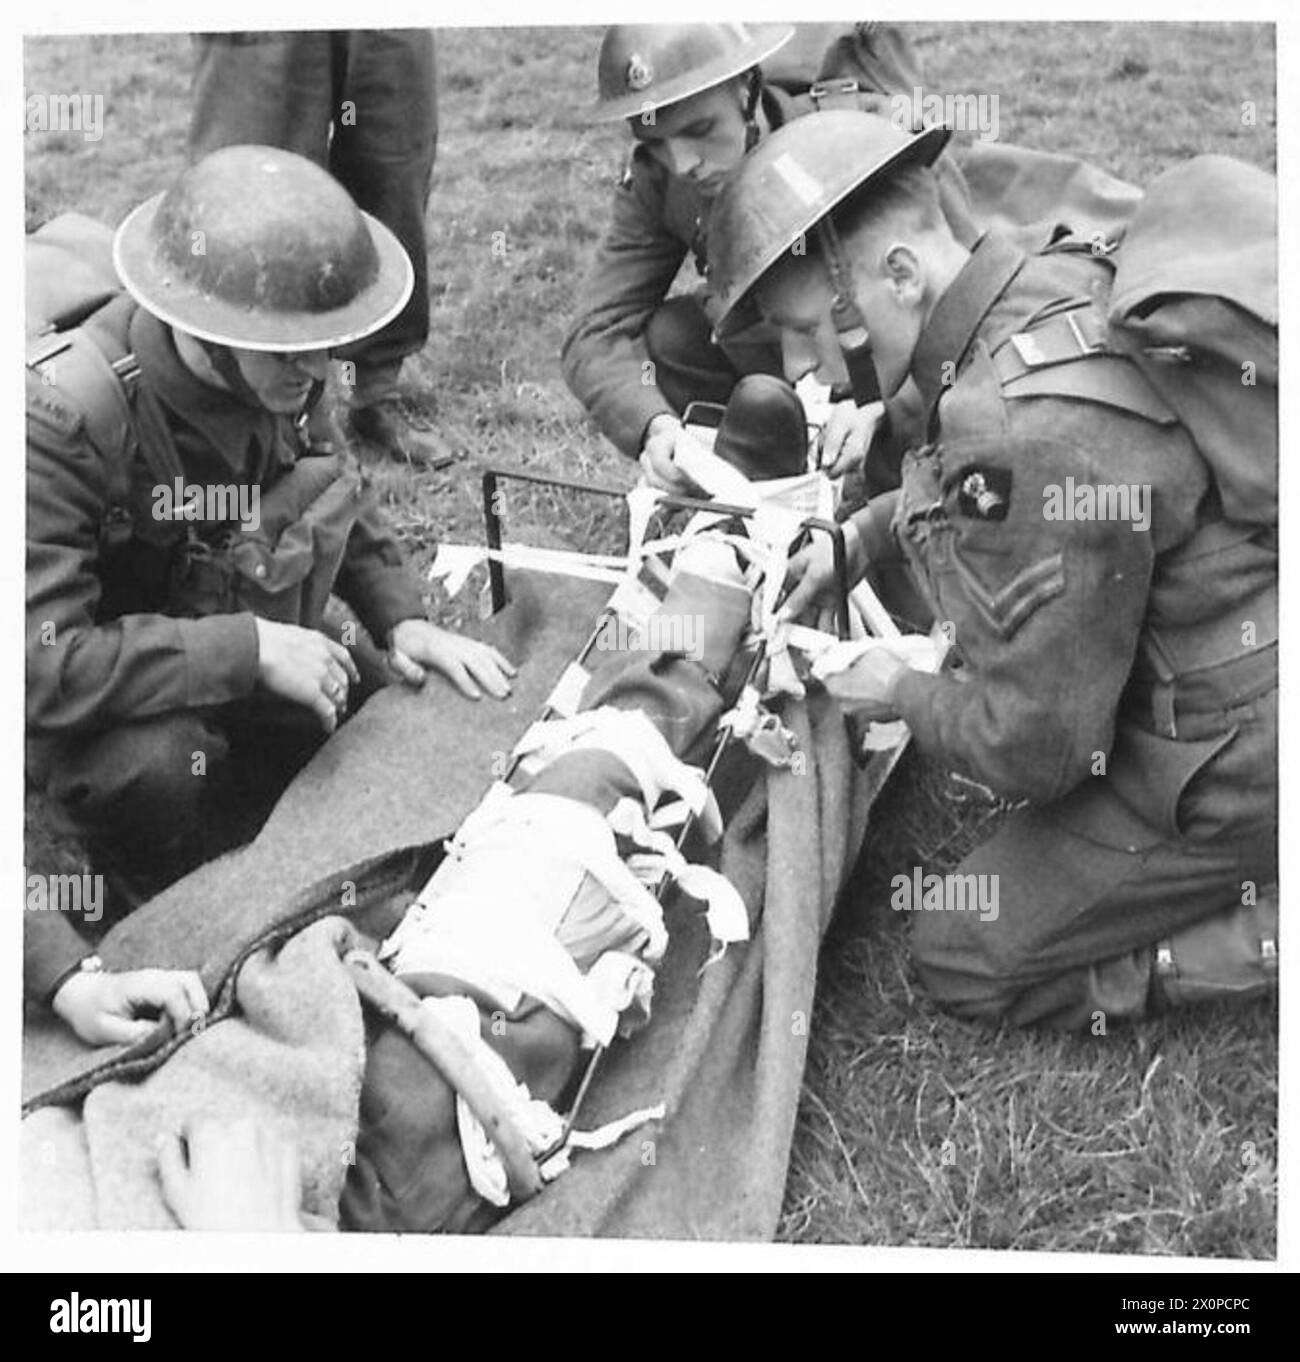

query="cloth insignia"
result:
[956,465,1011,521]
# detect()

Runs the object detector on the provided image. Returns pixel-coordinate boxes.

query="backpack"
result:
[26,213,183,547]
[763,22,922,100]
[990,155,1277,529]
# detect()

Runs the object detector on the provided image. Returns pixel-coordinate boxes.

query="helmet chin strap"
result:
[816,216,880,406]
[742,68,763,152]
[199,339,270,411]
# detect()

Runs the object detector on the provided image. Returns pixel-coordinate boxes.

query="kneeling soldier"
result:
[26,145,515,934]
[706,113,1277,1027]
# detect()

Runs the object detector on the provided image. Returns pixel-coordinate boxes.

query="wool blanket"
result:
[22,571,882,1237]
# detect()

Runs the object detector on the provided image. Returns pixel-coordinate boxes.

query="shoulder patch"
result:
[955,465,1012,520]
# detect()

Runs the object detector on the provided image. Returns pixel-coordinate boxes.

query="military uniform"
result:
[563,20,956,461]
[849,232,1277,1027]
[189,31,438,407]
[563,80,1142,465]
[26,295,427,920]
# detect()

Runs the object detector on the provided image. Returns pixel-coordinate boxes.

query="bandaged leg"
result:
[342,540,759,1231]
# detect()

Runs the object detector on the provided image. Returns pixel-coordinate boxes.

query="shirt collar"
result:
[912,232,1027,423]
[129,306,280,468]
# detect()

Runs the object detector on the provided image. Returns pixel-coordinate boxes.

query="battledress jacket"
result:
[851,233,1276,826]
[25,296,426,999]
[561,23,953,460]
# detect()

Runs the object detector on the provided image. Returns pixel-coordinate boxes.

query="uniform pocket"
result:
[1105,721,1238,842]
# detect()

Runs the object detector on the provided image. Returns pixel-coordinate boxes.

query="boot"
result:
[348,398,455,471]
[1152,886,1278,1008]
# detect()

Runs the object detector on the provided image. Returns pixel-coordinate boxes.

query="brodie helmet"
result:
[707,110,951,335]
[113,144,413,352]
[593,23,795,125]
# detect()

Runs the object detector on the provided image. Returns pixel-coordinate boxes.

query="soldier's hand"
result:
[157,1118,303,1232]
[780,520,868,623]
[388,618,516,700]
[254,618,360,732]
[52,967,209,1047]
[819,645,909,721]
[639,414,706,497]
[819,399,885,478]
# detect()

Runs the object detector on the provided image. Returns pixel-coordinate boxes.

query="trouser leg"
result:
[189,31,336,163]
[43,711,231,905]
[908,706,1277,1030]
[331,29,439,398]
[644,294,785,415]
[42,702,329,907]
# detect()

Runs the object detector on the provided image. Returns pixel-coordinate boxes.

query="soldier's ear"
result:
[882,243,924,308]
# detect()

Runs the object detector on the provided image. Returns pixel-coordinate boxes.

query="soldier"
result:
[706,112,1277,1027]
[26,146,515,940]
[190,30,444,467]
[562,22,958,497]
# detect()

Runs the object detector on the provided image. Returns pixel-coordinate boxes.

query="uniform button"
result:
[254,563,267,579]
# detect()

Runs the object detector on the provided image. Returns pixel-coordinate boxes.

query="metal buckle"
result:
[1143,344,1194,365]
[1065,310,1105,356]
[808,78,861,109]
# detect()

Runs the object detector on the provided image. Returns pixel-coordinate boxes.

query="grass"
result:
[24,22,1277,1257]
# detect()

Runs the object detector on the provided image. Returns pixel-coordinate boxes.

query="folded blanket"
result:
[24,916,365,1230]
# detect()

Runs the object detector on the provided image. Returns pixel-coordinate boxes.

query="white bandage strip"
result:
[513,708,723,845]
[607,798,750,951]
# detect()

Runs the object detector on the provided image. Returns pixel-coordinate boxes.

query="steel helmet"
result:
[593,23,795,124]
[113,144,414,352]
[707,110,951,333]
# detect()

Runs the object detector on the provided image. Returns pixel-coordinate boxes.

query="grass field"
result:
[23,23,1277,1256]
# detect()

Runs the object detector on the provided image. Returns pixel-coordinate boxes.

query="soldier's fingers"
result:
[93,1012,157,1046]
[309,690,339,732]
[387,647,426,688]
[463,648,511,699]
[638,449,670,490]
[151,976,203,1035]
[780,576,817,623]
[441,655,482,701]
[325,637,361,684]
[177,971,210,1019]
[120,970,199,1033]
[482,645,517,677]
[324,659,351,700]
[781,545,811,593]
[780,549,830,622]
[819,407,851,469]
